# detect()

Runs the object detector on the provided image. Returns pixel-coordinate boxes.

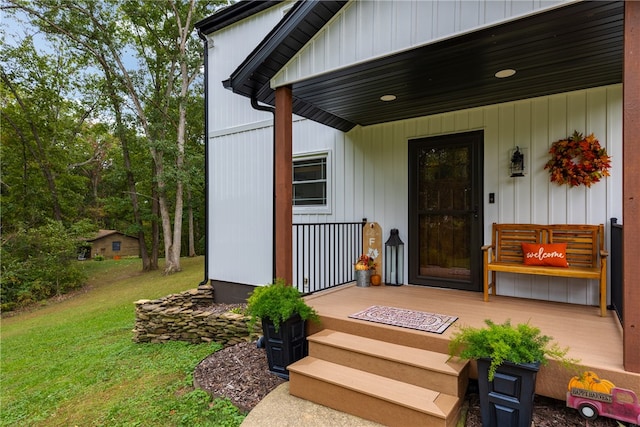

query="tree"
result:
[0,219,92,311]
[120,0,212,272]
[1,36,99,227]
[4,0,220,273]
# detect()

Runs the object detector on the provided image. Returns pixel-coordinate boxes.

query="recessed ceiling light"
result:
[495,69,516,79]
[380,94,397,102]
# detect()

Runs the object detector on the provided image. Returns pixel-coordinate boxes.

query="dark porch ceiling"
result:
[226,1,624,133]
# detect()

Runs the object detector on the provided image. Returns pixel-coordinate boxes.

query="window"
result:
[112,241,121,252]
[293,152,330,213]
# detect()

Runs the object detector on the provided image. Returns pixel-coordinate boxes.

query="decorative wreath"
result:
[544,131,611,187]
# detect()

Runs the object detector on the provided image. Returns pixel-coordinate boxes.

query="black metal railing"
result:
[610,218,623,324]
[293,220,366,294]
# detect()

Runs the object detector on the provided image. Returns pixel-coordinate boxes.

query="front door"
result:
[408,131,483,291]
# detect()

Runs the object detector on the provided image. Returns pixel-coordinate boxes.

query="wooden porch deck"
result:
[304,283,640,401]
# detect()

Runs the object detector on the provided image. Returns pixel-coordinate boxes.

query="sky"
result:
[1,6,139,70]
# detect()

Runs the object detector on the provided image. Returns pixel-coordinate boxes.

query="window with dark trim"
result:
[112,241,121,252]
[293,156,327,207]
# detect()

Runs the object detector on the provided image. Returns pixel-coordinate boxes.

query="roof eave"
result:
[222,0,353,131]
[195,1,283,35]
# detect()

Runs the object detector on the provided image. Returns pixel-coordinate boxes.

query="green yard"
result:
[0,257,245,427]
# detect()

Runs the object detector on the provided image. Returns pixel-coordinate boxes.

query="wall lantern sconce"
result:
[384,229,404,286]
[510,146,526,177]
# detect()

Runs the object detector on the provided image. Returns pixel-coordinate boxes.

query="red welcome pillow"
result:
[521,243,569,267]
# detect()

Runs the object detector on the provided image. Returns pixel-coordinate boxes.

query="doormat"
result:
[348,305,458,334]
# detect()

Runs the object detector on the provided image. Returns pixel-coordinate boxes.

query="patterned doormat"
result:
[348,305,458,334]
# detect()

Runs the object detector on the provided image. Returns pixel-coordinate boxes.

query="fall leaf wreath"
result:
[544,131,611,187]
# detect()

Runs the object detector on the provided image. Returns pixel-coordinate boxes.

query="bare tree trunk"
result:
[104,73,154,271]
[157,0,198,274]
[153,149,182,274]
[122,140,153,271]
[150,168,160,270]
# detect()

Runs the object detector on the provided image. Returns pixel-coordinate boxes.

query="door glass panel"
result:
[419,214,471,280]
[417,145,471,281]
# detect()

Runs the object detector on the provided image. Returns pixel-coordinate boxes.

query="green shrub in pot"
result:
[448,319,574,380]
[246,278,319,332]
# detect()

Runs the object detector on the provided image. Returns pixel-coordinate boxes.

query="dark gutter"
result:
[196,27,210,288]
[250,97,277,281]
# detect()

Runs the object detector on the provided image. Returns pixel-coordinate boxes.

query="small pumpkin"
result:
[370,274,382,286]
[568,376,589,391]
[589,378,615,394]
[581,371,600,385]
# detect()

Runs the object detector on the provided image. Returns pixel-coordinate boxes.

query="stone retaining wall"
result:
[133,284,260,345]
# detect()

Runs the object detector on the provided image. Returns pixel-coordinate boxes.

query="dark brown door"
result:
[408,131,483,291]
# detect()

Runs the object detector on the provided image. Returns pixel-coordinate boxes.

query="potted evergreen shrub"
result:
[448,319,574,427]
[247,279,320,379]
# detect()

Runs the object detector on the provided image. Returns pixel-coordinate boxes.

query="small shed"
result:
[86,230,139,259]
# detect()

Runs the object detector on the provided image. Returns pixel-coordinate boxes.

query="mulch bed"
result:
[193,341,286,413]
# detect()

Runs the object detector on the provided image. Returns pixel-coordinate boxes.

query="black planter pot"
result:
[476,358,541,427]
[261,314,308,380]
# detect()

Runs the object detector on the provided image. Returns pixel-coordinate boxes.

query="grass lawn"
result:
[0,256,246,427]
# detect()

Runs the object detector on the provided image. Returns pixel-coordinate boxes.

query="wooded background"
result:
[1,0,227,309]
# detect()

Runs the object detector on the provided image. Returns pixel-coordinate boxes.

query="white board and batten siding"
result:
[206,0,623,308]
[205,2,295,286]
[350,85,622,307]
[209,84,623,305]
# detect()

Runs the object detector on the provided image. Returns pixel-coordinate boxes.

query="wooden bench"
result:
[482,223,608,316]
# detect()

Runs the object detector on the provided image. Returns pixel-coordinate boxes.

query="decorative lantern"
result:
[510,146,526,177]
[384,229,404,286]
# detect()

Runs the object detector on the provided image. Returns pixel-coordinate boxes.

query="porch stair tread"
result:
[306,329,468,398]
[288,357,461,426]
[308,329,464,375]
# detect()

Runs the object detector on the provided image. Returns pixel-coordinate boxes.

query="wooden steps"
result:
[306,329,467,397]
[288,329,469,427]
